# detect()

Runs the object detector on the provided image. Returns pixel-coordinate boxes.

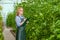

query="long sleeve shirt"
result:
[15,16,24,27]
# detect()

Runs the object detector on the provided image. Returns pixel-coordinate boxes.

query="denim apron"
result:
[16,16,26,40]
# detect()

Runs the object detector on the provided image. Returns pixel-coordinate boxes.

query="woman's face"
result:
[18,8,23,15]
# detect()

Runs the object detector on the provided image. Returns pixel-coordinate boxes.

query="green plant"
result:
[6,0,60,40]
[0,13,4,40]
[6,12,16,29]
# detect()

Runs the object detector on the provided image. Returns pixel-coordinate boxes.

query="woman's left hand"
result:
[26,21,29,24]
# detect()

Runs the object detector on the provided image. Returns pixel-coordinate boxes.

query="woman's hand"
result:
[24,18,29,24]
[20,18,26,26]
[26,21,29,24]
[24,18,27,21]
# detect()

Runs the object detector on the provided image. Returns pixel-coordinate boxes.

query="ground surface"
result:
[3,25,15,40]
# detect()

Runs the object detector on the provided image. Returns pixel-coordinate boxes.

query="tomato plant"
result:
[6,0,60,40]
[0,13,4,40]
[6,12,16,30]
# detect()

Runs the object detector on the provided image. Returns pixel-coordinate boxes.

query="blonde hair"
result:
[16,7,23,16]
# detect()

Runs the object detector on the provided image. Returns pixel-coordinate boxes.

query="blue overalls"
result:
[15,16,26,40]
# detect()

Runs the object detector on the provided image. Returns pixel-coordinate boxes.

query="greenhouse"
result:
[0,0,60,40]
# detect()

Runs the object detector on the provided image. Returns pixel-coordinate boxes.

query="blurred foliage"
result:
[0,13,4,40]
[6,12,16,29]
[6,0,60,40]
[0,6,2,10]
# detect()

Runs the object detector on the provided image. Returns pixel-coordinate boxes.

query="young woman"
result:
[15,7,27,40]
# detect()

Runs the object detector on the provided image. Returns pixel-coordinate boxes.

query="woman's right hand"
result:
[24,18,27,21]
[20,18,27,26]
